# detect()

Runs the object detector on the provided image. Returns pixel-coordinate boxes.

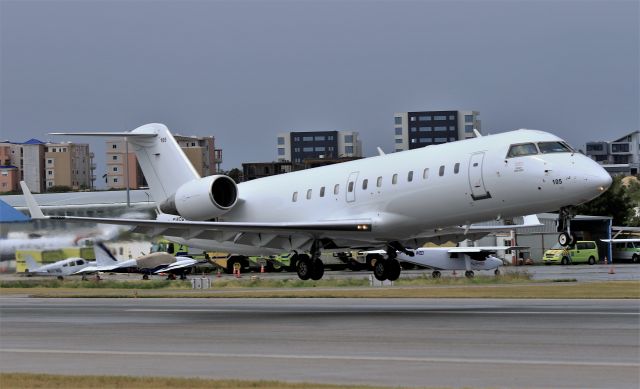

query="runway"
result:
[1,298,638,388]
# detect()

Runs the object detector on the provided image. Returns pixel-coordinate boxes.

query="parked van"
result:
[612,242,640,263]
[543,241,599,265]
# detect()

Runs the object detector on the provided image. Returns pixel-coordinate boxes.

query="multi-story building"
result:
[277,131,362,163]
[106,134,222,189]
[0,139,94,192]
[393,110,481,152]
[44,142,94,190]
[586,130,640,175]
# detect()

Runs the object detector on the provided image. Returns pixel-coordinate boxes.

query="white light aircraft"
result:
[76,250,200,280]
[24,242,118,279]
[22,123,611,281]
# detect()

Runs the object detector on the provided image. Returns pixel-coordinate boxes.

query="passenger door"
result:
[468,152,491,200]
[346,172,359,203]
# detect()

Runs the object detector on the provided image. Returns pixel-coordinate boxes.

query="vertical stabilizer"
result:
[24,255,40,272]
[94,242,119,266]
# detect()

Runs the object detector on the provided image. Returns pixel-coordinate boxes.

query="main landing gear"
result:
[294,240,325,281]
[373,242,410,282]
[557,207,576,246]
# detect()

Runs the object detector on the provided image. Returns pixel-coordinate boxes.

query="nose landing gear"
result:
[557,207,576,246]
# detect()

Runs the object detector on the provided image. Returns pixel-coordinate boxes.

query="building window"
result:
[418,115,431,121]
[320,186,325,197]
[277,137,285,145]
[278,148,285,156]
[411,127,417,133]
[294,136,300,141]
[612,144,630,153]
[419,126,432,131]
[449,115,455,120]
[112,144,117,149]
[394,117,402,125]
[334,184,339,195]
[362,179,368,190]
[423,168,429,179]
[454,163,460,174]
[407,171,413,182]
[410,117,416,121]
[314,136,325,141]
[395,139,403,144]
[439,165,445,176]
[344,135,354,143]
[434,115,447,120]
[112,155,118,160]
[113,167,118,172]
[292,192,298,202]
[113,178,118,183]
[327,135,334,141]
[303,147,314,152]
[48,170,52,175]
[345,146,354,154]
[419,138,432,143]
[464,115,473,122]
[315,146,325,152]
[434,126,447,131]
[306,189,312,199]
[377,176,382,187]
[395,128,402,135]
[303,136,314,141]
[392,174,398,185]
[434,138,447,143]
[465,124,474,133]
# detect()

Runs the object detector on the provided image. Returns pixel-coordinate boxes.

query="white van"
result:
[613,242,640,263]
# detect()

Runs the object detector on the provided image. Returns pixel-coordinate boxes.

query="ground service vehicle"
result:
[612,241,640,263]
[543,241,599,265]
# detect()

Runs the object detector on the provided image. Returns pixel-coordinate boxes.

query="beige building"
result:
[106,134,222,189]
[0,139,94,192]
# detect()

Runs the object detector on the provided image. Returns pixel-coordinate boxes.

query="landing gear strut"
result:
[295,240,325,281]
[557,207,576,246]
[373,243,404,282]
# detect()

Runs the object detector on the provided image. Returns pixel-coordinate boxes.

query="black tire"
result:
[588,256,596,265]
[432,271,441,279]
[167,274,177,280]
[560,257,570,265]
[296,254,312,280]
[633,254,639,264]
[57,275,64,281]
[558,232,569,246]
[367,254,383,270]
[386,259,401,281]
[142,274,149,280]
[373,260,387,281]
[494,269,501,276]
[465,271,474,278]
[310,259,324,280]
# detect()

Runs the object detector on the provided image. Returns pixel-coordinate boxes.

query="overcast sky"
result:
[1,0,638,187]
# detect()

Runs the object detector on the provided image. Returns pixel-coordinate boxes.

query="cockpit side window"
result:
[537,141,572,154]
[506,143,538,158]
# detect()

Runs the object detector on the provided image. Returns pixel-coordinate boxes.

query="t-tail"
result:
[50,123,200,207]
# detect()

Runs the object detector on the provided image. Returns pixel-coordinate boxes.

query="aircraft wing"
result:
[447,246,529,253]
[153,258,201,274]
[601,239,640,243]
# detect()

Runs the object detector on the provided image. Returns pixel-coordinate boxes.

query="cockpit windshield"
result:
[537,141,573,154]
[506,143,538,158]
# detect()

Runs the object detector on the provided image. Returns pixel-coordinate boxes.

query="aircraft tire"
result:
[367,254,383,270]
[142,274,149,280]
[386,259,401,281]
[296,254,312,280]
[465,271,474,278]
[494,269,500,276]
[57,276,64,281]
[432,271,441,279]
[310,259,324,280]
[373,260,387,281]
[558,232,569,246]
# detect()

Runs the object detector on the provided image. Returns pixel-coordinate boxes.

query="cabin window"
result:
[63,263,68,267]
[377,176,382,187]
[292,191,298,202]
[76,260,84,265]
[348,182,354,192]
[439,165,445,176]
[392,174,398,185]
[334,184,340,195]
[423,168,429,179]
[362,179,368,190]
[537,141,572,154]
[507,143,538,158]
[454,163,460,174]
[306,189,312,199]
[407,171,413,182]
[320,186,325,197]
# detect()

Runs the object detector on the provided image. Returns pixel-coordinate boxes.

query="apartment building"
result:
[277,130,362,163]
[393,110,481,152]
[586,130,640,175]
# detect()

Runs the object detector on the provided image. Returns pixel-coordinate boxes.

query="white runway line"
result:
[2,348,638,368]
[124,308,640,315]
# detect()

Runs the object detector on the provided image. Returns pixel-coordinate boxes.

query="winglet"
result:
[376,147,386,156]
[20,181,46,219]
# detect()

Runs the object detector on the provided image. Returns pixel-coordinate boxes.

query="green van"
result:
[612,242,640,263]
[543,241,599,265]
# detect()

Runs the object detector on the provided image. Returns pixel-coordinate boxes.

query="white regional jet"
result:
[21,123,611,281]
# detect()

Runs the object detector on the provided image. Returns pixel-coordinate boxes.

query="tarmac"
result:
[1,297,639,388]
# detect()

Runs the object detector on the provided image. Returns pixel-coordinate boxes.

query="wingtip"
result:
[20,181,46,219]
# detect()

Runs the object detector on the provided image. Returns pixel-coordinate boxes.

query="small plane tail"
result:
[24,255,39,272]
[94,242,119,266]
[50,123,200,205]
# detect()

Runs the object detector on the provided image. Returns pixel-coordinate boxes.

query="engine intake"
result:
[159,175,238,220]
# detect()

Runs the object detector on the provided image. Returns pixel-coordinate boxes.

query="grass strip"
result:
[1,281,638,299]
[0,372,425,389]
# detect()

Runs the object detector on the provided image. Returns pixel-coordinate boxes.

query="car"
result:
[543,241,599,265]
[613,241,640,263]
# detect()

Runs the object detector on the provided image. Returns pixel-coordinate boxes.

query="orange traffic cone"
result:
[235,267,241,278]
[260,264,265,273]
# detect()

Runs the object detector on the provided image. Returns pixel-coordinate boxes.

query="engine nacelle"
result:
[159,175,238,220]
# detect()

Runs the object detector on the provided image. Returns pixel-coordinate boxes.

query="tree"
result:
[574,175,634,226]
[223,168,243,183]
